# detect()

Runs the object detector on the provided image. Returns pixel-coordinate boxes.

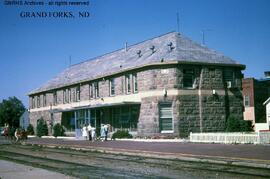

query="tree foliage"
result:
[0,97,25,127]
[53,123,65,137]
[112,130,132,139]
[226,116,253,132]
[27,124,35,135]
[36,118,48,137]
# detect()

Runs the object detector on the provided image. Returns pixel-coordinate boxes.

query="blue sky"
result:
[0,0,269,106]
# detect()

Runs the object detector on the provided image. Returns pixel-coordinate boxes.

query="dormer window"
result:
[137,50,142,58]
[167,42,175,51]
[150,45,156,54]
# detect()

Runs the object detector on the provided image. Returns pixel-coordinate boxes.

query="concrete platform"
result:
[0,160,75,179]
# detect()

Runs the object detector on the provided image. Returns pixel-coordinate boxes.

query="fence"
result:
[190,131,270,144]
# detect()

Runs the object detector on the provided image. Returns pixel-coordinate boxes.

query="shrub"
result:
[112,130,132,139]
[53,123,65,137]
[36,118,48,137]
[226,116,253,132]
[27,124,35,135]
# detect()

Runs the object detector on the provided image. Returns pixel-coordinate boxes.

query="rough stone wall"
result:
[138,95,179,137]
[29,110,61,135]
[137,67,177,92]
[29,65,244,138]
[178,95,200,137]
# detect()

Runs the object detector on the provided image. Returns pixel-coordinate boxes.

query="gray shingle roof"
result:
[29,31,244,95]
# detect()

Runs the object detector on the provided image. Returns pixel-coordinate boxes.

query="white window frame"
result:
[125,74,131,94]
[133,73,138,93]
[109,78,115,96]
[244,95,250,107]
[159,103,174,133]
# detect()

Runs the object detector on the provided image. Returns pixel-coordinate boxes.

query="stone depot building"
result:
[28,32,245,137]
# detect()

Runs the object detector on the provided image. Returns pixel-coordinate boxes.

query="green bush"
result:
[36,118,48,137]
[112,130,132,139]
[226,116,253,132]
[53,123,65,137]
[27,124,35,135]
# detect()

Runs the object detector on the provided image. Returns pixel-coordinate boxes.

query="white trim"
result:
[161,130,174,134]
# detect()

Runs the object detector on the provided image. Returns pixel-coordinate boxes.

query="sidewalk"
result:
[0,160,75,179]
[23,137,270,170]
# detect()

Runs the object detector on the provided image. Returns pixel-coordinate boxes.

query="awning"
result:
[56,101,141,112]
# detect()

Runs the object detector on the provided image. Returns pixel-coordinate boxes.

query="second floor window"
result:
[43,94,46,107]
[76,86,80,102]
[90,82,99,99]
[244,95,250,107]
[94,82,99,98]
[53,91,57,105]
[110,78,115,96]
[183,69,194,88]
[133,74,138,93]
[31,97,35,109]
[37,96,40,108]
[125,75,131,93]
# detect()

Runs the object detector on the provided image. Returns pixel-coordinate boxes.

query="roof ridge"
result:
[70,31,178,67]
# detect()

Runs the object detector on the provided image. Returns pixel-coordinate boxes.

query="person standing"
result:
[104,124,109,141]
[82,124,88,140]
[91,126,96,142]
[100,124,105,142]
[87,124,92,141]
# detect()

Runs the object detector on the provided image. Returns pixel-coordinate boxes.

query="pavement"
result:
[0,160,75,179]
[20,137,270,170]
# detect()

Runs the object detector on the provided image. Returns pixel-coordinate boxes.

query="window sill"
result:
[161,130,173,134]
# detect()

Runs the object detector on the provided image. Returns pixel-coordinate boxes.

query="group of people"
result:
[82,124,109,142]
[2,124,27,142]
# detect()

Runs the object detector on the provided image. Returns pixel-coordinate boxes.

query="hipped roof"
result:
[29,31,245,95]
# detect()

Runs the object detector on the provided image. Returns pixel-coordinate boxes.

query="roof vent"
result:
[150,45,156,54]
[137,50,142,58]
[167,42,175,51]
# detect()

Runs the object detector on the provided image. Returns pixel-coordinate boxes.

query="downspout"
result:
[199,67,204,133]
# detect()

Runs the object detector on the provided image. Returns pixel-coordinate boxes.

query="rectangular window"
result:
[68,89,71,103]
[63,89,69,103]
[183,69,194,88]
[133,73,138,93]
[224,69,234,82]
[110,78,115,96]
[32,97,35,109]
[159,103,173,132]
[43,94,46,107]
[63,90,66,104]
[76,86,80,102]
[125,75,131,93]
[94,82,99,98]
[53,91,57,106]
[89,83,94,99]
[37,96,40,108]
[244,95,250,107]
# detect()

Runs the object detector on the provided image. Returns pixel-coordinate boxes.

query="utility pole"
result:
[201,29,211,45]
[176,12,180,33]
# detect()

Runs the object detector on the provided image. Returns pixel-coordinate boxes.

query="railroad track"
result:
[0,144,269,178]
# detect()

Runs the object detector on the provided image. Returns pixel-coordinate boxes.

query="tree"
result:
[226,116,253,132]
[27,124,35,135]
[53,123,65,137]
[36,118,48,137]
[0,97,25,127]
